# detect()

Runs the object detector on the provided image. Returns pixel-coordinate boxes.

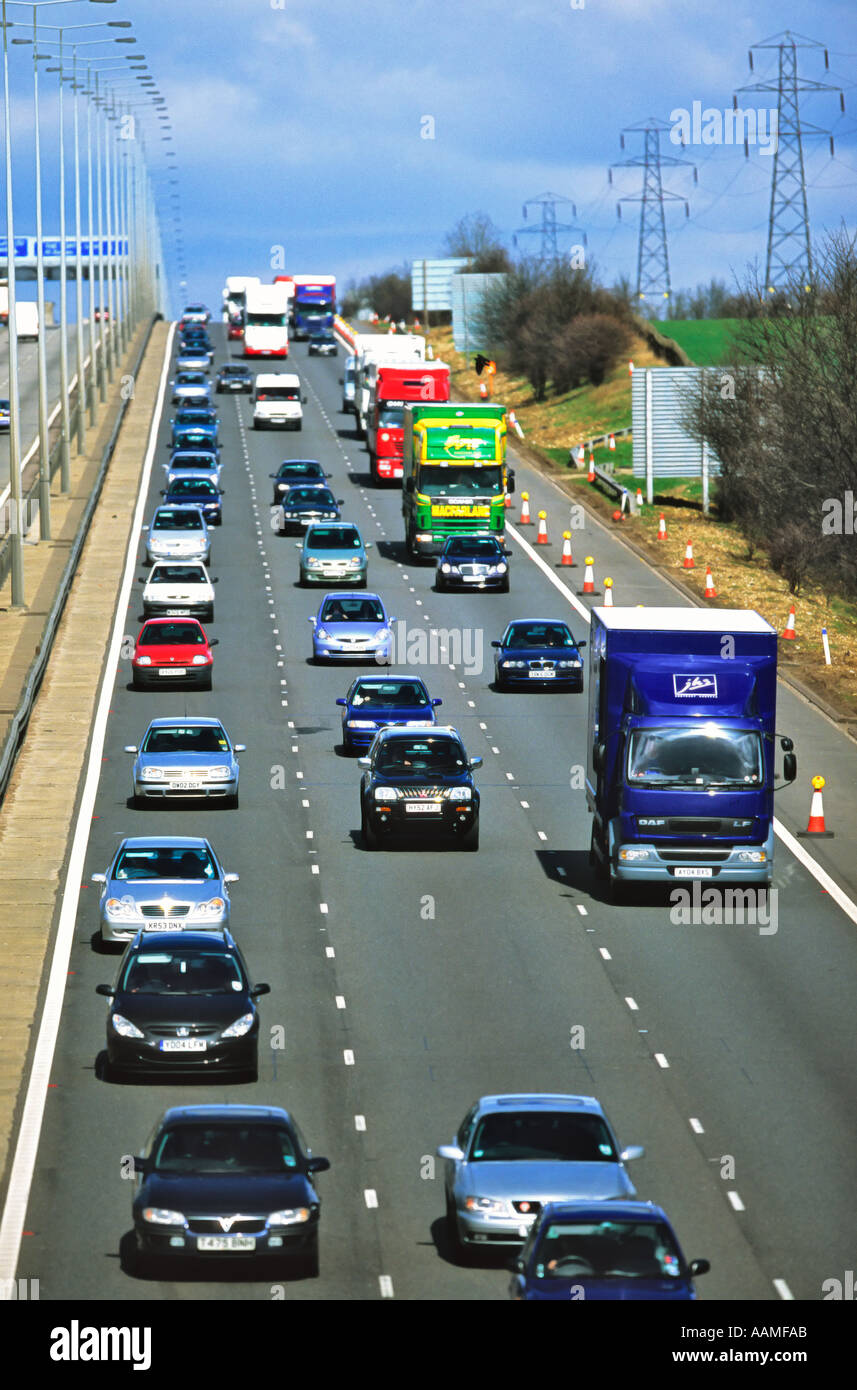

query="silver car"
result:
[144,505,211,567]
[438,1094,644,1260]
[125,718,244,807]
[91,836,238,946]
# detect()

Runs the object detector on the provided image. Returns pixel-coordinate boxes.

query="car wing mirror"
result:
[357,757,371,769]
[233,743,246,752]
[491,640,501,648]
[224,872,239,884]
[95,983,114,998]
[250,982,271,998]
[469,755,483,770]
[123,745,138,754]
[620,1145,645,1162]
[689,1259,711,1277]
[436,1144,465,1162]
[577,639,587,648]
[306,1156,330,1174]
[208,637,219,646]
[336,698,347,707]
[91,872,106,883]
[431,698,442,707]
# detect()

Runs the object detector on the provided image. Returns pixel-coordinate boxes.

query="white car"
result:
[252,372,305,430]
[143,506,211,567]
[139,560,215,622]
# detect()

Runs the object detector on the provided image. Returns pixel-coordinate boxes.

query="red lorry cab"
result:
[368,363,450,481]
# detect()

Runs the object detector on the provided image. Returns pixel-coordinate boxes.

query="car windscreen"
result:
[627,726,764,788]
[152,1123,300,1174]
[221,367,250,377]
[138,622,206,646]
[119,948,244,996]
[320,598,384,623]
[505,623,574,648]
[176,411,216,424]
[169,456,216,471]
[535,1220,684,1281]
[142,724,229,754]
[256,386,300,401]
[286,488,335,507]
[305,527,361,549]
[277,463,322,480]
[112,846,217,881]
[149,564,207,584]
[152,511,204,531]
[375,738,466,774]
[444,538,502,558]
[175,373,206,385]
[169,481,218,497]
[469,1111,617,1163]
[351,681,429,709]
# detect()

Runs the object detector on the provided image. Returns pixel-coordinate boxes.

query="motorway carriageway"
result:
[4,322,857,1301]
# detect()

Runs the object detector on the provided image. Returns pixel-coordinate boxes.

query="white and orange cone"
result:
[582,556,595,594]
[536,510,549,545]
[657,513,668,541]
[781,605,796,640]
[603,577,614,607]
[608,433,616,451]
[587,456,596,483]
[704,566,717,598]
[798,775,834,838]
[520,492,532,525]
[683,539,695,570]
[561,532,573,566]
[636,487,644,509]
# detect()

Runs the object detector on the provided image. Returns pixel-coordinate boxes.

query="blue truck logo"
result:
[673,674,718,698]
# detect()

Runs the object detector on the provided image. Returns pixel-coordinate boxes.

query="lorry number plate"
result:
[674,867,714,878]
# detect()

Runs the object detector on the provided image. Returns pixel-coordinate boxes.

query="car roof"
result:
[475,1093,607,1116]
[256,372,300,385]
[158,1104,294,1126]
[145,716,224,728]
[117,834,212,849]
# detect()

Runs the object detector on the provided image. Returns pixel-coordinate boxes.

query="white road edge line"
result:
[507,518,857,928]
[0,322,176,1293]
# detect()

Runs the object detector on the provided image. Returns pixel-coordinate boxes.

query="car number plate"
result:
[158,667,187,676]
[171,781,203,790]
[406,802,443,813]
[674,867,714,878]
[197,1236,255,1251]
[165,608,190,616]
[159,1038,206,1052]
[529,669,556,679]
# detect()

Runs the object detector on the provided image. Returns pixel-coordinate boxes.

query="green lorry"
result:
[401,402,514,557]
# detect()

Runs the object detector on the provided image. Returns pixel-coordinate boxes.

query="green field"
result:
[651,319,743,366]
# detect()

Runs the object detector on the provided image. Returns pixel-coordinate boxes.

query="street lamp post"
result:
[2,0,25,602]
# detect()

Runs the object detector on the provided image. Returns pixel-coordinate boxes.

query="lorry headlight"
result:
[737,850,767,863]
[619,848,653,862]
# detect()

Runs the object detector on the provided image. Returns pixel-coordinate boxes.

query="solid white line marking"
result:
[0,322,177,1292]
[625,997,639,1011]
[727,1191,745,1212]
[654,1052,670,1068]
[689,1117,704,1134]
[774,1278,794,1300]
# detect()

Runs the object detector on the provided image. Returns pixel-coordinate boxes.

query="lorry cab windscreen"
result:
[627,727,763,786]
[417,465,502,495]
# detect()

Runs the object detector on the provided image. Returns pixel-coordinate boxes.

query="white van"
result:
[14,302,39,341]
[252,372,305,430]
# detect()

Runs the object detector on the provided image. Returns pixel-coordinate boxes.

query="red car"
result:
[131,618,218,691]
[227,315,244,341]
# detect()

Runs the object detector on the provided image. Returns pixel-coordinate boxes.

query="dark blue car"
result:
[508,1202,710,1301]
[171,422,219,454]
[162,473,224,526]
[336,673,441,751]
[492,619,586,691]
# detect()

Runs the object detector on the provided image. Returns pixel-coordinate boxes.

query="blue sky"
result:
[3,0,855,317]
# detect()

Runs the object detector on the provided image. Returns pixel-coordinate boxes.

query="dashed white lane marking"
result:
[505,772,515,781]
[325,946,335,958]
[774,1279,794,1300]
[537,830,548,841]
[355,1114,366,1132]
[599,947,611,960]
[520,800,529,808]
[457,681,465,689]
[306,830,314,839]
[689,1117,704,1135]
[379,1275,394,1298]
[364,1189,379,1209]
[576,904,587,915]
[479,722,487,730]
[319,902,329,914]
[311,864,320,875]
[727,1191,745,1212]
[654,1053,670,1069]
[302,798,310,808]
[335,995,346,1009]
[625,997,639,1011]
[344,1050,355,1065]
[491,747,500,755]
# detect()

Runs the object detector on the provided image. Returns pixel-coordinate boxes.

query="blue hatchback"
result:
[336,673,441,751]
[508,1201,710,1301]
[309,592,394,665]
[492,619,587,691]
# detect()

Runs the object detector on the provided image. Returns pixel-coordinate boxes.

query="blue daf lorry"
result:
[586,609,797,899]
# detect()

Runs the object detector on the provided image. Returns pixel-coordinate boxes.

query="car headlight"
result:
[191,654,210,665]
[374,786,399,800]
[493,562,507,574]
[558,660,582,668]
[197,896,227,917]
[136,655,152,666]
[141,766,164,780]
[268,1208,311,1226]
[465,1196,512,1215]
[348,720,377,730]
[501,660,525,669]
[221,1012,255,1039]
[449,787,472,802]
[105,898,138,919]
[347,556,362,568]
[207,765,231,779]
[619,848,653,862]
[142,1207,185,1226]
[307,558,324,569]
[316,628,331,640]
[374,628,391,642]
[110,1012,144,1039]
[441,563,452,574]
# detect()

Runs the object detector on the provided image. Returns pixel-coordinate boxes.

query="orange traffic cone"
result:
[657,513,668,541]
[608,433,616,451]
[587,457,595,482]
[560,532,573,566]
[683,539,695,570]
[797,775,834,838]
[536,511,549,545]
[636,488,644,509]
[582,557,595,594]
[704,566,717,598]
[781,605,796,640]
[504,492,512,509]
[520,492,532,525]
[603,577,614,607]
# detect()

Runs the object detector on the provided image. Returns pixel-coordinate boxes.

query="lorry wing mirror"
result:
[593,742,606,775]
[405,477,415,493]
[779,736,794,752]
[507,470,516,494]
[577,639,587,649]
[783,752,797,783]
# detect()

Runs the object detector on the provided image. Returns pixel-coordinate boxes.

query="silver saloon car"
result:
[91,836,238,946]
[125,718,244,807]
[437,1094,644,1260]
[144,505,211,567]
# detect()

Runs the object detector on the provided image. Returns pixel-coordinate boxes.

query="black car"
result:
[436,535,511,592]
[97,930,269,1081]
[358,726,482,850]
[215,365,254,394]
[492,619,587,691]
[172,405,219,429]
[269,459,330,504]
[162,475,224,526]
[307,329,338,357]
[274,482,343,534]
[130,1103,329,1277]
